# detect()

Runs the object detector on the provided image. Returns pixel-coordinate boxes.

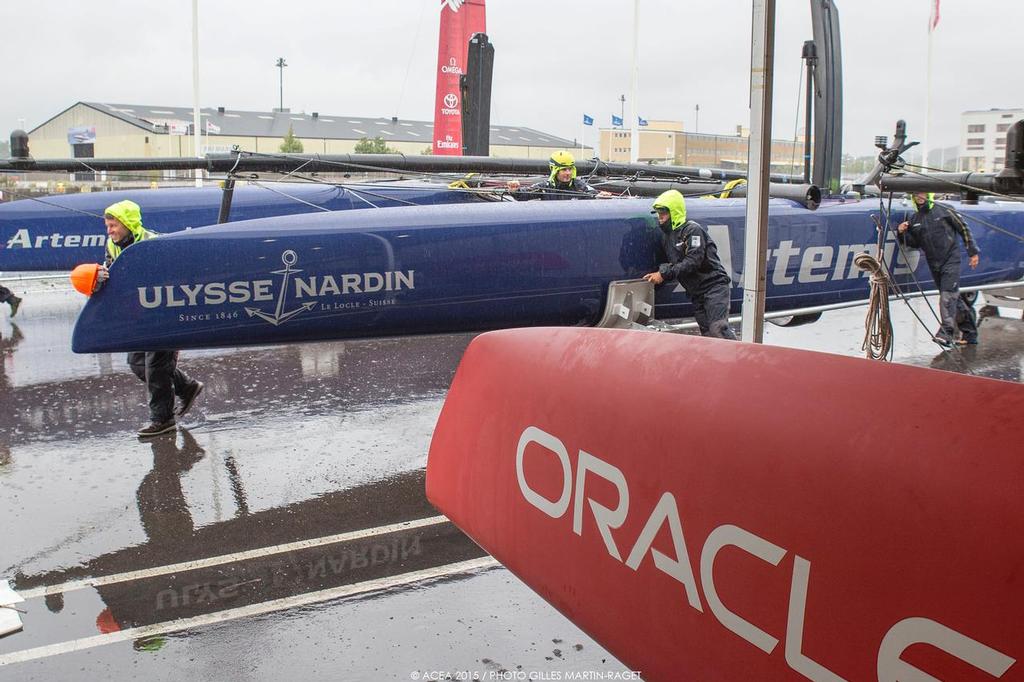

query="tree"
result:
[280,125,304,153]
[353,136,398,154]
[840,153,878,179]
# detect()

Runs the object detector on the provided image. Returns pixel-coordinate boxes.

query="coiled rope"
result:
[854,249,894,361]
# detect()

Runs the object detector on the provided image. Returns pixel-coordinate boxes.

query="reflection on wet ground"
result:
[0,285,1021,679]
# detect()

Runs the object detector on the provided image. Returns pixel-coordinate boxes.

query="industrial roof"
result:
[69,102,575,148]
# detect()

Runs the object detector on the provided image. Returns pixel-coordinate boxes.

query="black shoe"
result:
[138,419,176,437]
[8,297,21,318]
[932,334,954,349]
[176,381,204,417]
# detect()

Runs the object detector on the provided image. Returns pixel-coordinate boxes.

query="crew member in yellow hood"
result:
[94,200,205,437]
[102,200,157,265]
[505,150,610,200]
[643,190,737,339]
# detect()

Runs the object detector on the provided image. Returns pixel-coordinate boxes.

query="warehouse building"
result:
[600,119,804,173]
[25,102,578,161]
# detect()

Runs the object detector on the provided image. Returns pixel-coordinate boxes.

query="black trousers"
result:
[127,351,193,423]
[931,261,964,341]
[692,283,737,340]
[956,293,978,343]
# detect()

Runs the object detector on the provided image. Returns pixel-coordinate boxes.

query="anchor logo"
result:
[245,250,317,326]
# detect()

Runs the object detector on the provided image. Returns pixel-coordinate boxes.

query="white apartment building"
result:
[959,108,1022,172]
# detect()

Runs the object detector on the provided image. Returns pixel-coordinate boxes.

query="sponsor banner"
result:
[67,126,96,145]
[432,0,486,155]
[427,327,1022,681]
[149,118,190,135]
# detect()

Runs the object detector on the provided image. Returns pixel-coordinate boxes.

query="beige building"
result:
[600,119,804,174]
[959,107,1023,172]
[26,102,578,162]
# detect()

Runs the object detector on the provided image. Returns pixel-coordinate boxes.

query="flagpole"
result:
[923,2,935,171]
[192,0,203,188]
[629,0,640,163]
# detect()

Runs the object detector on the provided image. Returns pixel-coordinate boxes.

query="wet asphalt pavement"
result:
[0,282,1021,680]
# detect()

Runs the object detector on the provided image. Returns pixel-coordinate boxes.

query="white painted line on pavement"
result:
[17,515,450,600]
[0,556,499,666]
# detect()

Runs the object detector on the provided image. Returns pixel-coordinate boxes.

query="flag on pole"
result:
[206,120,221,134]
[638,116,648,127]
[583,114,594,126]
[929,0,940,31]
[612,114,624,127]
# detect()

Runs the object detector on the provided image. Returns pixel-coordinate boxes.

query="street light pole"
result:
[275,57,288,111]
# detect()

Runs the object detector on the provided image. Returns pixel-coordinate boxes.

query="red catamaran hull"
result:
[427,327,1022,681]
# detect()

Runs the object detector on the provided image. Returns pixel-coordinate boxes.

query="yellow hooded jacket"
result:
[650,189,731,295]
[651,189,687,229]
[104,200,158,265]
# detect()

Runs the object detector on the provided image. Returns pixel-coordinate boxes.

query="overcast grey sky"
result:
[1,0,1020,158]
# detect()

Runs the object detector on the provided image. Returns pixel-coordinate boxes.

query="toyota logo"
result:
[443,93,459,109]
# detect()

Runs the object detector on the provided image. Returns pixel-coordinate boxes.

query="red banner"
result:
[427,328,1022,681]
[432,0,486,155]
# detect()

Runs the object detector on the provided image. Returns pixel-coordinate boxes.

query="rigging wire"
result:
[243,180,333,212]
[789,59,804,177]
[0,165,780,216]
[885,165,1024,243]
[855,189,977,363]
[854,210,894,361]
[393,0,429,123]
[875,190,976,365]
[0,187,105,219]
[238,150,480,186]
[939,203,1024,244]
[898,164,1024,205]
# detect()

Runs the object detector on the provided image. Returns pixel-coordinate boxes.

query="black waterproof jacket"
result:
[657,220,732,297]
[517,177,599,200]
[899,202,979,274]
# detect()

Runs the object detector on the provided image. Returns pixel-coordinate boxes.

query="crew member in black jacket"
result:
[898,192,980,346]
[643,189,736,340]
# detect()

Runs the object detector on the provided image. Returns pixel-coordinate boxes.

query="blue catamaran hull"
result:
[0,182,482,271]
[70,197,1024,353]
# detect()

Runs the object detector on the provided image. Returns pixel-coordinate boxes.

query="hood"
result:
[651,189,687,229]
[104,200,148,241]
